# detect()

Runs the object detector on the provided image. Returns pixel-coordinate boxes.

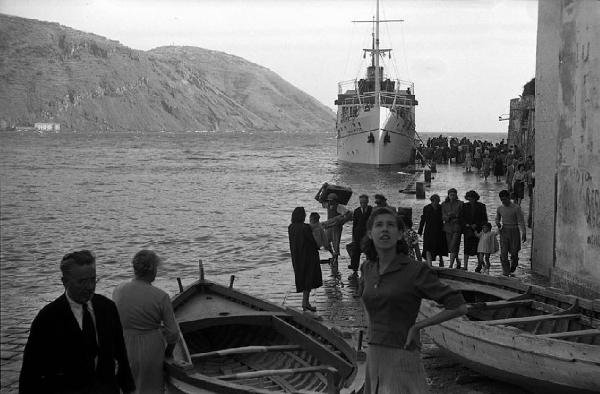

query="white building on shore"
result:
[34,122,60,132]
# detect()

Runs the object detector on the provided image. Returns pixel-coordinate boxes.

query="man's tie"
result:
[81,303,98,365]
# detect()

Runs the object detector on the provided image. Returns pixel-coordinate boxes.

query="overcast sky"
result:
[1,0,538,133]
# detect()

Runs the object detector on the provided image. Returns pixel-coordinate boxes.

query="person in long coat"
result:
[460,190,488,272]
[418,194,448,267]
[441,188,463,269]
[288,207,323,312]
[349,194,373,274]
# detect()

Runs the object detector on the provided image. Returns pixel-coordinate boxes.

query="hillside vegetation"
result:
[0,14,335,132]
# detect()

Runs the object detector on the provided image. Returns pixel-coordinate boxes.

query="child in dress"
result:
[475,222,498,274]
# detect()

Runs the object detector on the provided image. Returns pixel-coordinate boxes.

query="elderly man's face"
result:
[62,263,96,304]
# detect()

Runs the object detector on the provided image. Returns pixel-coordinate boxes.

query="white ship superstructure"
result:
[336,0,418,166]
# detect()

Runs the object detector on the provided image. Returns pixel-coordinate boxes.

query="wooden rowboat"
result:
[419,268,600,394]
[165,274,366,393]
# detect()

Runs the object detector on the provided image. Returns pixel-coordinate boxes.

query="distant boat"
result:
[419,268,600,393]
[336,0,418,166]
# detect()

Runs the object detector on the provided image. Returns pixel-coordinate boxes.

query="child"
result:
[401,216,422,262]
[475,222,498,274]
[309,212,333,255]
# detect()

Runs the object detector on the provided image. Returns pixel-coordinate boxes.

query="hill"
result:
[0,14,335,132]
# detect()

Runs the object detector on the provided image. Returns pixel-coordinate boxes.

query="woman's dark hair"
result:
[361,207,409,260]
[465,190,480,201]
[445,188,458,203]
[482,222,492,230]
[291,207,306,224]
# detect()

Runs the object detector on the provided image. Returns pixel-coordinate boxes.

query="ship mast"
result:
[353,0,403,106]
[375,0,380,106]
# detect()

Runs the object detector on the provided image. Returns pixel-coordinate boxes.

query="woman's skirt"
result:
[462,228,479,256]
[445,230,461,254]
[514,181,525,199]
[364,344,429,394]
[123,329,166,394]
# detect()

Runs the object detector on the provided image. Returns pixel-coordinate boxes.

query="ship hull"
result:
[337,107,415,166]
[336,105,414,166]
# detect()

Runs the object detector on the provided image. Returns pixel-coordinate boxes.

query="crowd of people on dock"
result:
[418,135,535,199]
[287,137,532,392]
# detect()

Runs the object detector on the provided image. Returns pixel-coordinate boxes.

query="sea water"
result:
[0,130,506,328]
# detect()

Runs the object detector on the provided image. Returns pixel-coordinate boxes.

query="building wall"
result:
[534,0,600,298]
[507,96,535,158]
[533,1,560,278]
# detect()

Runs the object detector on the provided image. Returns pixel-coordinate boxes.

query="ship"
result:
[336,0,418,166]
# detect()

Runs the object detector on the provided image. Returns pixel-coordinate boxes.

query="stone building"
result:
[507,94,535,158]
[534,0,600,298]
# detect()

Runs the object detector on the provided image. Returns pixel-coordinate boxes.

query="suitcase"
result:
[314,182,353,205]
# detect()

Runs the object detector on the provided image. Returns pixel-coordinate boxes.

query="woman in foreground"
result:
[359,207,467,393]
[288,207,323,311]
[113,250,180,394]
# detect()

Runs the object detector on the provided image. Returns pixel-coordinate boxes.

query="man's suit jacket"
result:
[19,294,135,394]
[352,205,373,246]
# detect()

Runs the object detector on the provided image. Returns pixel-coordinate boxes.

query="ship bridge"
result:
[335,67,418,108]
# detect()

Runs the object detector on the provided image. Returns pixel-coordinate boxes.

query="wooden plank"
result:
[179,312,288,334]
[467,299,532,311]
[190,345,302,360]
[208,282,284,312]
[538,329,600,339]
[284,307,355,356]
[217,365,338,380]
[484,314,580,326]
[272,316,354,378]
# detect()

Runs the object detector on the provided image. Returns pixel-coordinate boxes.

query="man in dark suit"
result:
[19,250,135,394]
[348,194,372,275]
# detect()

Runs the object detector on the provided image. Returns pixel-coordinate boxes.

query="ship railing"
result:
[338,92,414,108]
[338,79,414,95]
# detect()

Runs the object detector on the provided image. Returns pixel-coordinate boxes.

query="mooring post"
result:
[357,330,364,351]
[229,275,235,288]
[199,259,204,281]
[176,277,183,293]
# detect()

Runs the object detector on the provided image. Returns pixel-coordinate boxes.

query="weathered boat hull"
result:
[419,268,600,393]
[166,278,365,393]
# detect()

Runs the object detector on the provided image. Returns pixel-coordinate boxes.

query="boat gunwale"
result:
[168,278,365,393]
[420,296,600,365]
[432,268,600,314]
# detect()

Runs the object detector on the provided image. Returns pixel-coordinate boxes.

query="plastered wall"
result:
[535,0,600,298]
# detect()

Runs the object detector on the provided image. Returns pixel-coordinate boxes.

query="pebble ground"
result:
[1,162,538,393]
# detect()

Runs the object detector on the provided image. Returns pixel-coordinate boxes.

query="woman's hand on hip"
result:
[403,325,421,351]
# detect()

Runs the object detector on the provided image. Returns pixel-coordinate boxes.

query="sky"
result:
[0,0,538,133]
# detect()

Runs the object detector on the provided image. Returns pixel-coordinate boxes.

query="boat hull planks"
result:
[166,280,365,393]
[419,268,600,393]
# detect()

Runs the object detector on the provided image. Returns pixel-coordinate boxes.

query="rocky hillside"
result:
[0,14,335,132]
